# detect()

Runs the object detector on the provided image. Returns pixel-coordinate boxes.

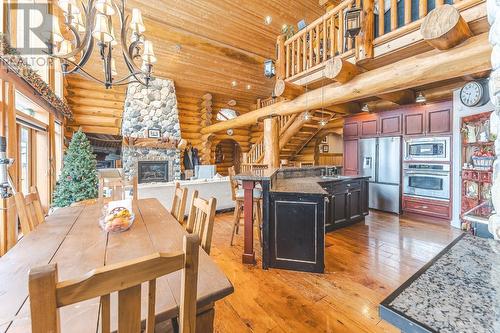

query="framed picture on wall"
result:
[322,145,329,153]
[148,127,161,138]
[321,137,328,144]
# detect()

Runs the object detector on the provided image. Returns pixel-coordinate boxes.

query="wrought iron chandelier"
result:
[51,0,156,88]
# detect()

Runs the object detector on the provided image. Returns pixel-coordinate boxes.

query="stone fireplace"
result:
[121,79,182,182]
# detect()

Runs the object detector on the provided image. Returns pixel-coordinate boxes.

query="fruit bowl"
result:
[99,206,135,233]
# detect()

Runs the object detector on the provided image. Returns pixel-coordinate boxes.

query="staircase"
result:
[245,108,336,166]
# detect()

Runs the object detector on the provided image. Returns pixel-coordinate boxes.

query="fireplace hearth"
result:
[137,161,169,184]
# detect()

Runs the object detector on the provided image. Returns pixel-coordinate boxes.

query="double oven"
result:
[403,137,451,200]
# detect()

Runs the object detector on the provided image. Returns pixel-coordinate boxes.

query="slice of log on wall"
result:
[420,4,472,50]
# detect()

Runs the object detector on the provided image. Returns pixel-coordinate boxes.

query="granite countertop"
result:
[272,175,369,194]
[382,234,500,333]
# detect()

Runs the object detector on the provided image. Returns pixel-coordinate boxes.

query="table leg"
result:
[196,306,215,333]
[242,180,256,264]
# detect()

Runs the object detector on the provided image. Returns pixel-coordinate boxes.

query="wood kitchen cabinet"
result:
[343,139,358,176]
[324,179,369,231]
[403,102,452,136]
[269,192,326,273]
[343,101,452,139]
[402,196,451,219]
[379,112,402,135]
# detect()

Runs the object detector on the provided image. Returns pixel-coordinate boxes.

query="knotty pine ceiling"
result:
[65,0,325,135]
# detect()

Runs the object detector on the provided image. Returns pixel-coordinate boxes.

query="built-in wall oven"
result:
[403,163,450,200]
[404,137,450,162]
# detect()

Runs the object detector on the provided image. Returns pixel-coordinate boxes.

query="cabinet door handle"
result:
[347,184,351,187]
[419,205,428,209]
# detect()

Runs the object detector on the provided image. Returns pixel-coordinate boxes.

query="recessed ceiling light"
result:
[264,16,272,25]
[231,80,238,87]
[246,84,252,90]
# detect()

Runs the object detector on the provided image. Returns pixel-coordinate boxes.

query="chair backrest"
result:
[186,191,216,255]
[98,177,138,201]
[171,182,188,223]
[14,186,45,235]
[227,166,239,201]
[29,234,200,333]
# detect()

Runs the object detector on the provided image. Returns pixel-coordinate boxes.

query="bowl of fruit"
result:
[99,206,135,233]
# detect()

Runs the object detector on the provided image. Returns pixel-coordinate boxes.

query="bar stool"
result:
[228,166,262,246]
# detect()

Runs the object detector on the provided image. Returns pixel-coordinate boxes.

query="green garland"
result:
[0,33,73,119]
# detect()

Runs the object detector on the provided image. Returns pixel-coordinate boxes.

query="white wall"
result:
[451,89,496,228]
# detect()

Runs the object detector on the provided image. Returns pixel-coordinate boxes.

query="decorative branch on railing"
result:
[122,136,180,149]
[0,34,73,119]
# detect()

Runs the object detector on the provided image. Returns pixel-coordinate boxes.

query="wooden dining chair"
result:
[171,182,188,224]
[186,191,216,255]
[98,177,138,201]
[14,186,45,235]
[228,166,262,247]
[29,234,200,333]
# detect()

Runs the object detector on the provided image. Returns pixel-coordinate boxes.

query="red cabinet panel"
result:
[403,112,425,135]
[427,108,451,134]
[403,196,451,220]
[343,139,358,176]
[344,122,359,138]
[361,119,378,137]
[380,114,402,135]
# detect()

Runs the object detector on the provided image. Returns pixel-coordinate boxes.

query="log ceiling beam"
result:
[377,90,416,105]
[201,32,491,134]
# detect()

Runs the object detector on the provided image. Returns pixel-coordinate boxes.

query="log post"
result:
[420,4,472,50]
[356,0,375,62]
[273,79,305,100]
[324,57,360,83]
[276,35,286,80]
[263,117,280,169]
[199,93,214,164]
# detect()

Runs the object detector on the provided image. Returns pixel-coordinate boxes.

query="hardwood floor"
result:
[210,210,462,333]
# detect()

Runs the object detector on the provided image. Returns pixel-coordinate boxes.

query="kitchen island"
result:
[235,167,369,273]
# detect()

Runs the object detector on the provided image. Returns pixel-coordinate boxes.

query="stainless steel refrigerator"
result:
[358,137,401,214]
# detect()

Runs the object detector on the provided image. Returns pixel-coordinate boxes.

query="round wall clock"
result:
[460,81,488,107]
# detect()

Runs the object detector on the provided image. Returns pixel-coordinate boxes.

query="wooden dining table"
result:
[0,198,233,333]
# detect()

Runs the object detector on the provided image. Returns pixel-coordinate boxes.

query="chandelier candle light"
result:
[52,0,156,88]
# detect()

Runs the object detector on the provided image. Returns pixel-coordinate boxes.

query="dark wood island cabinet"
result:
[236,167,369,273]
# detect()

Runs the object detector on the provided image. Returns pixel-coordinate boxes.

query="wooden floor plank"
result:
[211,210,461,333]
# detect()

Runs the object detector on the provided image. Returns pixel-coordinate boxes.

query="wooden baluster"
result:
[419,0,428,18]
[285,44,290,78]
[378,0,385,36]
[291,39,296,76]
[356,0,374,61]
[303,35,307,70]
[330,15,335,58]
[347,3,353,50]
[315,24,320,65]
[308,30,313,69]
[338,11,344,53]
[297,37,302,73]
[404,0,411,24]
[391,0,398,30]
[323,18,328,62]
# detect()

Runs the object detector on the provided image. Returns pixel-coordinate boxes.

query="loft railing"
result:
[276,0,481,80]
[277,0,357,80]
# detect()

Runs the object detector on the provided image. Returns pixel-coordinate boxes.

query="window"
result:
[19,126,30,194]
[216,108,239,121]
[54,121,62,178]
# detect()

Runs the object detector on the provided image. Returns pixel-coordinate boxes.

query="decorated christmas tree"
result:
[52,130,99,207]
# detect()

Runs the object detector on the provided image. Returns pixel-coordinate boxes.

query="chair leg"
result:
[230,202,241,246]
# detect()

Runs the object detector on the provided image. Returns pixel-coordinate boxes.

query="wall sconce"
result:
[416,92,427,103]
[264,59,275,78]
[344,6,362,39]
